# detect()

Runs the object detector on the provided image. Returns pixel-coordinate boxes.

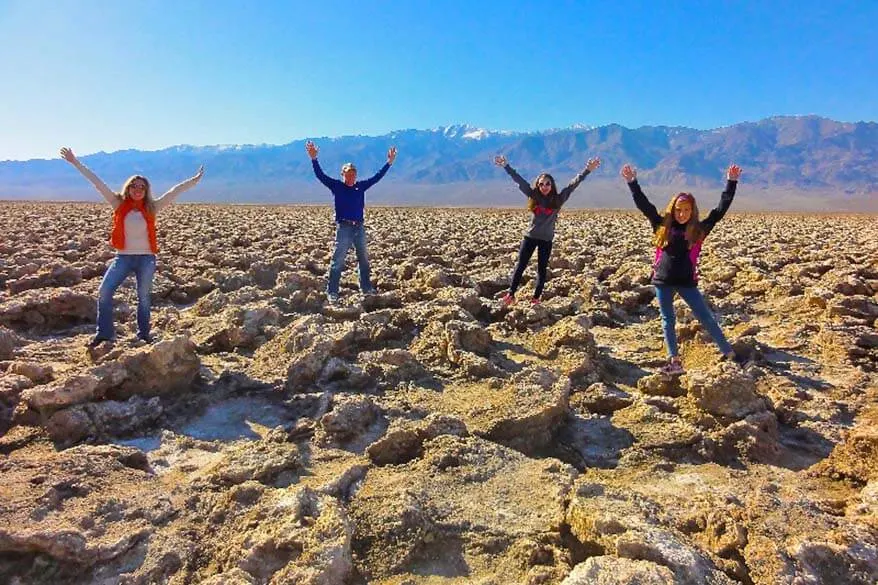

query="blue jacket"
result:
[311,159,391,223]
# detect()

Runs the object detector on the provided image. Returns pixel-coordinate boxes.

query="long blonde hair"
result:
[119,175,156,215]
[653,192,705,248]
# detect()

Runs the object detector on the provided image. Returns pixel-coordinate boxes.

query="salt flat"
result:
[0,203,876,584]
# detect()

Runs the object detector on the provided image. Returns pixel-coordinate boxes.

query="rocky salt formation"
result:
[0,203,876,584]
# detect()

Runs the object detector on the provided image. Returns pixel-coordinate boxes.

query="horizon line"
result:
[4,113,876,164]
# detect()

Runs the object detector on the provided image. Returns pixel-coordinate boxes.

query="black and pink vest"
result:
[628,179,738,287]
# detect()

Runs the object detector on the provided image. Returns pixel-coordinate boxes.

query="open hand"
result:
[494,155,508,167]
[305,141,319,159]
[387,146,398,165]
[586,157,601,172]
[727,164,742,181]
[620,164,637,183]
[60,147,78,164]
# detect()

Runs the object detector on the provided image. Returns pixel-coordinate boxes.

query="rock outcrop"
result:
[0,205,875,585]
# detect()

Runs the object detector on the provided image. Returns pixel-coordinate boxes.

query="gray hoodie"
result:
[503,164,592,241]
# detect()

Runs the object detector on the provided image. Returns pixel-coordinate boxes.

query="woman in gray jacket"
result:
[494,155,600,305]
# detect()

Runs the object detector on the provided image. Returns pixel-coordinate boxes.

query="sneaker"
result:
[326,293,340,305]
[87,336,112,348]
[135,334,155,345]
[501,292,515,307]
[659,358,685,376]
[530,297,541,306]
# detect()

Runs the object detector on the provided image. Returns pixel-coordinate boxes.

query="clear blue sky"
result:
[2,0,875,161]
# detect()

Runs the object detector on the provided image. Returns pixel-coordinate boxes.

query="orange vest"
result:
[110,198,158,253]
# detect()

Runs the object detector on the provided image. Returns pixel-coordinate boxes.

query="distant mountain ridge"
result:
[1,116,876,211]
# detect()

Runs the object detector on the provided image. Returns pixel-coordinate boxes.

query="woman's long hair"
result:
[119,175,156,215]
[653,192,705,248]
[527,173,563,211]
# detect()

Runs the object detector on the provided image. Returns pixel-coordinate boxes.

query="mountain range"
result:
[2,116,876,211]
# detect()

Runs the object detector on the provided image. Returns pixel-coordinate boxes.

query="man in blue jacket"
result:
[306,140,397,303]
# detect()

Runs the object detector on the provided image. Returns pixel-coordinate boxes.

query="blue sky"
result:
[1,0,875,161]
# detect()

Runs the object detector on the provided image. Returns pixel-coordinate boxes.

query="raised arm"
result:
[154,166,204,212]
[306,140,340,189]
[359,146,397,191]
[621,164,662,229]
[60,147,119,207]
[702,164,741,232]
[494,155,532,197]
[558,157,601,203]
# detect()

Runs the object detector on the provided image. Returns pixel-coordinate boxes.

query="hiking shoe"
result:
[659,358,685,376]
[326,293,340,305]
[362,288,378,296]
[87,336,112,348]
[501,292,515,307]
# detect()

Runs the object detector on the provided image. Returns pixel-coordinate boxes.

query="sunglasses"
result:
[538,181,552,188]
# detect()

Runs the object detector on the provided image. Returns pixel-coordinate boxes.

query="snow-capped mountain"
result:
[1,116,876,210]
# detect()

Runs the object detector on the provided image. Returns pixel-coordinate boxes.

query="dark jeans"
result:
[654,285,733,357]
[327,222,372,295]
[96,254,156,340]
[509,236,553,299]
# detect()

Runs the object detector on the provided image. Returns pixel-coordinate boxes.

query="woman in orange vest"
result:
[60,147,204,346]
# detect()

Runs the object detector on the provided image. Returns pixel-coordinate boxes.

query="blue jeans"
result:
[327,222,372,295]
[96,254,156,340]
[655,285,733,357]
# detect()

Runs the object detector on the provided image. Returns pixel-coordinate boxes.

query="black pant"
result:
[509,236,553,299]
